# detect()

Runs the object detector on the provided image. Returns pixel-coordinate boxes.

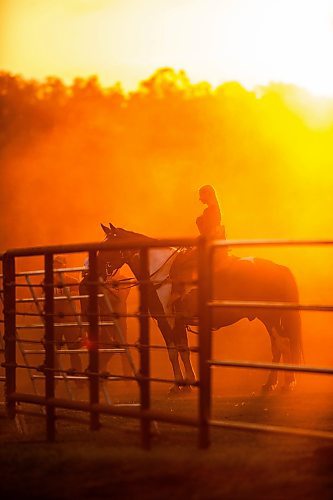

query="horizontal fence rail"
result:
[208,300,333,312]
[209,360,333,375]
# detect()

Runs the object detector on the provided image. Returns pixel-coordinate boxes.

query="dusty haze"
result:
[1,68,333,394]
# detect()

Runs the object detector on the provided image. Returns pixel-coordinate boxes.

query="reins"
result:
[105,247,181,290]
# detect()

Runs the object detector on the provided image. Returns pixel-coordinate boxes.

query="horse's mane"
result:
[114,228,158,244]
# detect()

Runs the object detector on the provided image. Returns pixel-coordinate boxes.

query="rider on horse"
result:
[169,185,228,307]
[196,184,226,240]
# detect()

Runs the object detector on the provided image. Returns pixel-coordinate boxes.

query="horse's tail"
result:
[280,267,303,365]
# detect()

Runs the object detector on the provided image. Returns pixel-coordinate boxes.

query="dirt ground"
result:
[1,387,333,500]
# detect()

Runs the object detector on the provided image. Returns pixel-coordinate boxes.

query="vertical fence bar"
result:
[44,253,56,442]
[198,237,212,448]
[3,253,16,419]
[88,250,100,431]
[139,247,151,449]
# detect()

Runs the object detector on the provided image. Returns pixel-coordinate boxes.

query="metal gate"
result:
[1,238,333,448]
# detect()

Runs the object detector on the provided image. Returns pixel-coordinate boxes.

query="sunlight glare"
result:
[2,0,333,96]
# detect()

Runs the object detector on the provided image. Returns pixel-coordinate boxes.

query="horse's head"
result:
[98,222,128,278]
[98,222,155,279]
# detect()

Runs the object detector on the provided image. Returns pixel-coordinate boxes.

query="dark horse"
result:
[98,223,303,393]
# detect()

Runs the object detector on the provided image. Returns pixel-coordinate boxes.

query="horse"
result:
[79,266,133,377]
[98,223,303,393]
[97,223,197,394]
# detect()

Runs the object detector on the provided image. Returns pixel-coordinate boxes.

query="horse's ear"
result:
[101,223,111,235]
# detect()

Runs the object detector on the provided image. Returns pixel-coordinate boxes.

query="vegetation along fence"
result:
[1,238,333,449]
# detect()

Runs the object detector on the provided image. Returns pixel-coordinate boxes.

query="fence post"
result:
[139,247,151,449]
[44,253,56,442]
[198,237,212,448]
[3,253,16,420]
[88,250,100,431]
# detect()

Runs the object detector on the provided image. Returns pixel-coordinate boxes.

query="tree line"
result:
[1,67,333,248]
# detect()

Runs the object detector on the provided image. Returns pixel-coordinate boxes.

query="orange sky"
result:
[2,0,333,95]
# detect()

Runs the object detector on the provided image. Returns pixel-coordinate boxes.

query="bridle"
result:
[105,249,126,277]
[104,247,137,289]
[104,245,181,290]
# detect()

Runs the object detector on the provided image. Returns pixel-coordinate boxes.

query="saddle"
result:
[168,248,236,315]
[178,255,257,323]
[170,248,197,282]
[167,248,197,309]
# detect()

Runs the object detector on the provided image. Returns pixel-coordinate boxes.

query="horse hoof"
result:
[181,385,193,394]
[281,382,296,393]
[168,385,183,397]
[262,383,277,393]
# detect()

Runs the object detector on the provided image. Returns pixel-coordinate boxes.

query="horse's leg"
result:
[281,350,296,391]
[280,311,302,391]
[117,305,132,378]
[273,323,295,391]
[63,325,83,369]
[279,331,296,392]
[107,295,133,380]
[98,295,114,374]
[149,284,185,392]
[98,326,113,373]
[155,317,184,386]
[263,322,295,392]
[262,325,282,392]
[79,279,90,370]
[173,316,196,388]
